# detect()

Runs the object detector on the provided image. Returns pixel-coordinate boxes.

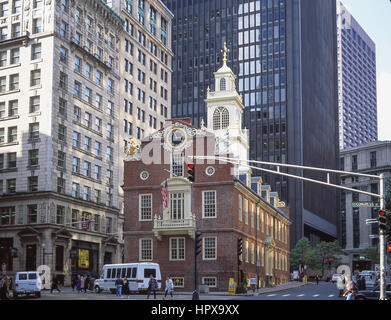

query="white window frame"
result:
[245,241,249,263]
[171,277,184,288]
[139,194,152,221]
[169,237,185,261]
[238,195,242,222]
[244,198,248,225]
[169,192,184,220]
[202,277,217,288]
[170,152,184,177]
[202,237,217,261]
[202,190,217,219]
[250,202,254,228]
[139,238,153,261]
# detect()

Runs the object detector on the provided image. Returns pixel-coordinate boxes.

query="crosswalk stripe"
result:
[297,294,305,297]
[328,295,335,297]
[313,294,320,297]
[267,294,276,297]
[282,294,291,297]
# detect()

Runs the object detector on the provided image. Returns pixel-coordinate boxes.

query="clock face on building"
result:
[167,127,187,150]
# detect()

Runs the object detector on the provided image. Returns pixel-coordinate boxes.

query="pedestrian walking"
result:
[316,275,319,285]
[84,275,90,293]
[71,275,76,291]
[81,275,85,293]
[50,275,61,293]
[163,276,174,300]
[76,275,82,294]
[343,276,357,300]
[123,276,130,299]
[0,277,9,300]
[337,276,345,297]
[147,274,158,299]
[115,277,123,297]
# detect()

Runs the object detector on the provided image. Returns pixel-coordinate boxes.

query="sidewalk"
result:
[179,281,311,297]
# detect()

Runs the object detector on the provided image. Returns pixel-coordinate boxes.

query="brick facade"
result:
[123,120,291,291]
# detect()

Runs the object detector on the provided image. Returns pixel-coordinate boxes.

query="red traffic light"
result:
[188,164,194,169]
[388,244,391,253]
[328,258,332,262]
[379,211,386,217]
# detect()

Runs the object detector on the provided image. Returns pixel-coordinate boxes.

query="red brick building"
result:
[123,56,291,291]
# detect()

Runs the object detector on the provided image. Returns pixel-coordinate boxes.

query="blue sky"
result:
[340,0,391,140]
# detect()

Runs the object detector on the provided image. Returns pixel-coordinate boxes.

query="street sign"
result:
[366,219,378,225]
[352,201,380,208]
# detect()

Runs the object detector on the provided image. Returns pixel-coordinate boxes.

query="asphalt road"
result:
[13,282,342,301]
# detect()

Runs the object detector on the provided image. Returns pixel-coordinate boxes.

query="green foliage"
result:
[313,241,342,277]
[290,238,342,276]
[290,238,317,269]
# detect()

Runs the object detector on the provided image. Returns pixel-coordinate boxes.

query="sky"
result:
[340,0,391,141]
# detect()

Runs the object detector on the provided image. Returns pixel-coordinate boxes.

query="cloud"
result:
[378,72,391,141]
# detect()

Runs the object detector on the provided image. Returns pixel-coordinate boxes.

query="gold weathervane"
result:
[126,137,140,157]
[221,42,230,63]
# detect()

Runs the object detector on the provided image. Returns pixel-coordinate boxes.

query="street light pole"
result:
[379,173,386,300]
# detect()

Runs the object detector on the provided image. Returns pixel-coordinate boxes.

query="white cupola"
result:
[204,43,250,178]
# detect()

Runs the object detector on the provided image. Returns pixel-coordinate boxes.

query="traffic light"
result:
[195,232,202,256]
[388,243,391,254]
[237,237,243,265]
[187,164,195,182]
[328,258,332,267]
[379,211,387,231]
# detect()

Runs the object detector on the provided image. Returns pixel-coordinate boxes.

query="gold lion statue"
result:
[126,137,140,157]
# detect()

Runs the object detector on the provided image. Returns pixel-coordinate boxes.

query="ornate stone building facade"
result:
[0,0,125,285]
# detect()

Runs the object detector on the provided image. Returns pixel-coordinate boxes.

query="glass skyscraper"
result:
[164,0,339,247]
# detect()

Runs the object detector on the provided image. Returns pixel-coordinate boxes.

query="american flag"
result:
[82,220,91,231]
[161,181,169,209]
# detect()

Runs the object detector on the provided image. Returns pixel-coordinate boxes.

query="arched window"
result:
[213,107,230,130]
[220,78,226,91]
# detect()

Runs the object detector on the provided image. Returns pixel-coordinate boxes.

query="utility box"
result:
[198,285,209,294]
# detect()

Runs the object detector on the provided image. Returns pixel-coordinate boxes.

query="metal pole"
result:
[379,174,386,300]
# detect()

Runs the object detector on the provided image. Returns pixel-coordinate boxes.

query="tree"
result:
[290,238,317,270]
[361,246,380,265]
[313,241,342,277]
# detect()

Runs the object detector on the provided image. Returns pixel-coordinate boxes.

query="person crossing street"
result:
[147,274,158,299]
[163,276,174,300]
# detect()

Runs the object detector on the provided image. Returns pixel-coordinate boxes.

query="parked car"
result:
[359,271,378,289]
[355,284,391,300]
[331,274,344,283]
[13,272,42,299]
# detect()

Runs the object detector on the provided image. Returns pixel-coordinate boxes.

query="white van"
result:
[359,271,378,289]
[14,271,42,298]
[94,263,161,293]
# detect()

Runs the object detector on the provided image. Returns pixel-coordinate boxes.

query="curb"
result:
[174,283,311,297]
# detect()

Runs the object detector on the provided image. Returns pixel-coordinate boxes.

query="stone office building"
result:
[0,0,125,284]
[123,57,290,291]
[340,141,391,271]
